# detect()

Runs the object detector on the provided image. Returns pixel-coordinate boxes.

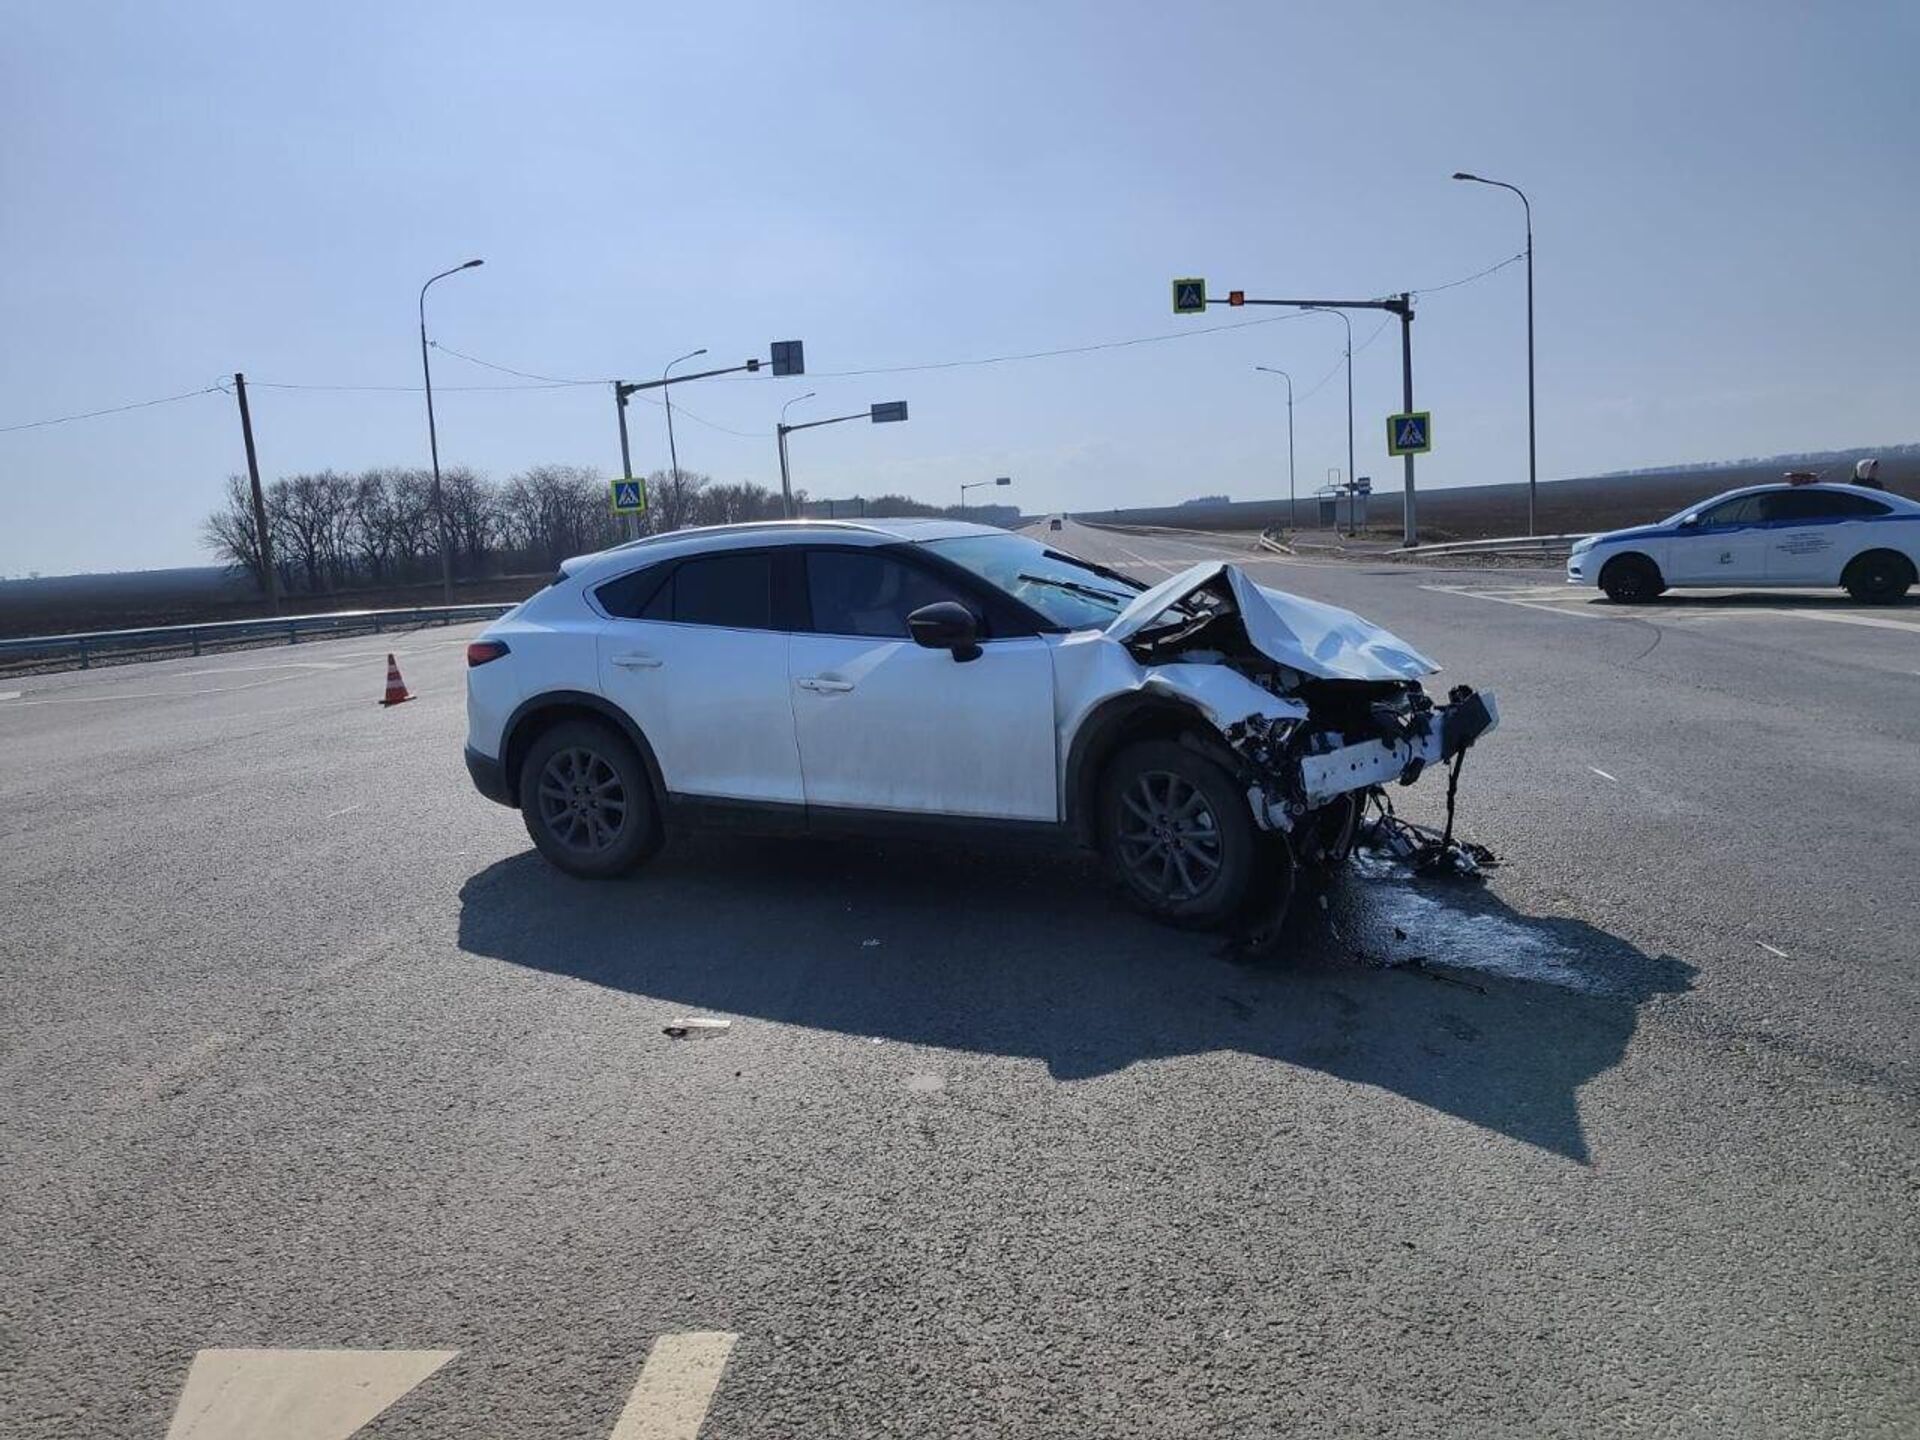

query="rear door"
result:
[1666,493,1769,585]
[1762,488,1891,585]
[787,546,1059,821]
[594,550,805,805]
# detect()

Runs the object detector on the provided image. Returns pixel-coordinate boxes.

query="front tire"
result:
[1099,739,1259,928]
[1843,550,1914,605]
[1600,553,1664,604]
[518,719,660,878]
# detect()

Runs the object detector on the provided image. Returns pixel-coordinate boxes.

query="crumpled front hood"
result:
[1105,561,1440,682]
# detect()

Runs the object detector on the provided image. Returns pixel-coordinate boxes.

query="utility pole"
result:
[231,372,279,612]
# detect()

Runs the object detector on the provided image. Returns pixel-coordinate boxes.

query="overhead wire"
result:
[0,383,226,434]
[1,248,1525,436]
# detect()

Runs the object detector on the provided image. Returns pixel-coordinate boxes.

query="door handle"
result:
[612,653,663,669]
[796,676,854,693]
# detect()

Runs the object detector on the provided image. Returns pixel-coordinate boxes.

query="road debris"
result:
[662,1018,731,1039]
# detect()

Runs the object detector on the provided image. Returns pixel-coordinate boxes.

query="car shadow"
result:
[456,836,1692,1165]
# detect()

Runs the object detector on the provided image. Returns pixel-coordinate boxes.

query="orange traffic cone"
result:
[378,653,413,707]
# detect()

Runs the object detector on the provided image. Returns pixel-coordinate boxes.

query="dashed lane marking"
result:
[1588,767,1619,783]
[1757,942,1790,959]
[608,1332,740,1440]
[162,1333,739,1439]
[164,1348,457,1440]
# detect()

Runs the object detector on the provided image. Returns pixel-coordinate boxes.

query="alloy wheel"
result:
[1114,770,1225,903]
[535,746,628,854]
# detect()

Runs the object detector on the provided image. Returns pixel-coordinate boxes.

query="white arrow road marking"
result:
[608,1332,739,1440]
[163,1348,456,1440]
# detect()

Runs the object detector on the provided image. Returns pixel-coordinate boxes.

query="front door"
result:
[1666,493,1769,585]
[595,549,805,805]
[788,547,1058,821]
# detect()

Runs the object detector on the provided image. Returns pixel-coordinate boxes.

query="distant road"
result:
[1,526,1914,1438]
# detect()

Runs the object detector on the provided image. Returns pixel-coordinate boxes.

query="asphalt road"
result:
[2,525,1915,1438]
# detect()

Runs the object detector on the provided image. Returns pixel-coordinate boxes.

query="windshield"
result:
[923,533,1144,629]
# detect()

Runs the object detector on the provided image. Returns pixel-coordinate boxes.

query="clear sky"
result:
[3,0,1915,574]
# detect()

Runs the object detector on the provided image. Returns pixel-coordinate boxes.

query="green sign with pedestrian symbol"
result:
[610,477,647,514]
[1171,278,1207,315]
[1386,411,1431,455]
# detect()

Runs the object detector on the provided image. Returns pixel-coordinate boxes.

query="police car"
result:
[1567,479,1919,604]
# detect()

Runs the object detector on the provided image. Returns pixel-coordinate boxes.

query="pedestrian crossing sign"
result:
[1172,278,1207,315]
[610,478,647,514]
[1387,411,1432,455]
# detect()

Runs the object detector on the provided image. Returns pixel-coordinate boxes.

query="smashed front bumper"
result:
[1224,686,1500,831]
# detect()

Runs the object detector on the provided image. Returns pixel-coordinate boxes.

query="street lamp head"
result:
[1451,172,1478,182]
[995,477,1011,486]
[460,258,485,269]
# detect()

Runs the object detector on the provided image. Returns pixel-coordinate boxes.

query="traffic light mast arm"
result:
[616,360,762,399]
[1216,295,1413,316]
[778,412,868,436]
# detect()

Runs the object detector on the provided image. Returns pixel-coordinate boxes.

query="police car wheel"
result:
[1600,554,1662,604]
[1842,550,1914,606]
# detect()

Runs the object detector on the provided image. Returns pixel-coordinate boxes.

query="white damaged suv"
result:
[464,520,1497,932]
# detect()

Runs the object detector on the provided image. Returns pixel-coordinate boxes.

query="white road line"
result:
[164,1348,457,1440]
[0,690,19,702]
[1419,584,1618,622]
[323,804,363,820]
[608,1332,739,1440]
[1753,607,1920,634]
[1588,767,1619,783]
[1757,942,1790,959]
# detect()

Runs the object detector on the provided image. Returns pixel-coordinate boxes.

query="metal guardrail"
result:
[0,603,514,672]
[1386,533,1593,561]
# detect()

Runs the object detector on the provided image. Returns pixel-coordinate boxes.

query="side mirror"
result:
[1678,514,1701,528]
[907,601,982,663]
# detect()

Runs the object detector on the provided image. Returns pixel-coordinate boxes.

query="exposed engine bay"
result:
[1110,564,1498,828]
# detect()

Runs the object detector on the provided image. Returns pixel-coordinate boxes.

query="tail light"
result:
[467,640,511,667]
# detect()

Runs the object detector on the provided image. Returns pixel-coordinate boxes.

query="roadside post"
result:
[1174,280,1421,546]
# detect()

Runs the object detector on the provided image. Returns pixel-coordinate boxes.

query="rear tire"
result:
[1843,550,1914,605]
[1099,739,1259,929]
[518,719,660,878]
[1600,553,1664,604]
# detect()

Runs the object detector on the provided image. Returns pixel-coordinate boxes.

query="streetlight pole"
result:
[1453,171,1536,535]
[777,391,816,518]
[418,258,483,602]
[1254,366,1295,530]
[1306,308,1355,535]
[661,347,707,501]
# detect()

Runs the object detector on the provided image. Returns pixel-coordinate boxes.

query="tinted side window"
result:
[1766,489,1890,520]
[805,550,974,639]
[595,564,670,619]
[1698,495,1762,526]
[668,554,773,629]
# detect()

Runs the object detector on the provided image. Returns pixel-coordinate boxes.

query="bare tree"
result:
[441,467,496,579]
[200,475,273,593]
[645,468,708,536]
